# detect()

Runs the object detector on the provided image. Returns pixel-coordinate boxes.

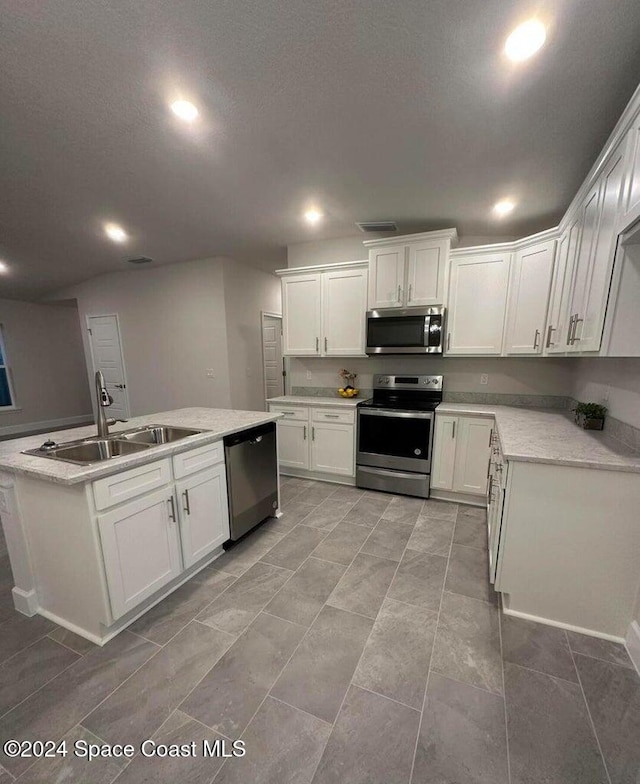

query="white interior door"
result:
[87,315,130,418]
[262,314,284,405]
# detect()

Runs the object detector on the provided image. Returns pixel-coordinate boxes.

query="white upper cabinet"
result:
[365,230,457,310]
[545,216,581,354]
[621,113,640,230]
[322,267,368,356]
[504,239,556,355]
[405,240,448,306]
[280,262,368,357]
[579,142,626,352]
[446,251,511,355]
[368,247,405,309]
[282,273,322,355]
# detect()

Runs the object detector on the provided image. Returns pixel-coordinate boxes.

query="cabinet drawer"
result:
[172,442,224,479]
[269,405,309,422]
[311,407,355,424]
[93,459,172,511]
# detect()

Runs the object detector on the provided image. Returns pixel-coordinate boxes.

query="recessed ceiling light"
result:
[170,100,199,122]
[304,208,323,225]
[493,199,516,217]
[0,261,9,274]
[505,19,546,62]
[104,223,128,243]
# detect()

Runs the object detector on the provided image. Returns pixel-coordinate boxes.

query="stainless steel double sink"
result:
[24,425,207,466]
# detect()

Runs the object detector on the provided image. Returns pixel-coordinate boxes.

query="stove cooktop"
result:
[357,398,440,412]
[358,373,444,412]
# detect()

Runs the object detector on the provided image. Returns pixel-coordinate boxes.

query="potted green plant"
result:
[572,402,607,431]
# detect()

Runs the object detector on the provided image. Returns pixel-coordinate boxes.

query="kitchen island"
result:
[0,407,280,644]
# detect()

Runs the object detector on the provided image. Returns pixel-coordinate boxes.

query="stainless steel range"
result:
[356,374,443,498]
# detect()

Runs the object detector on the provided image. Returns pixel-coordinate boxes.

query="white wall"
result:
[222,259,281,411]
[287,233,519,268]
[291,355,574,397]
[572,357,640,430]
[0,299,92,431]
[58,258,233,416]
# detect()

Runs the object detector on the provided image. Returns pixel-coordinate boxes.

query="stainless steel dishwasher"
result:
[224,421,278,541]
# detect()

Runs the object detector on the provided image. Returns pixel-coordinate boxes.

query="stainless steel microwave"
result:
[365,307,445,354]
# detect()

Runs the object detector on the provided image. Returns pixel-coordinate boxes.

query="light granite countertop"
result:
[0,407,281,485]
[435,403,640,474]
[267,395,363,408]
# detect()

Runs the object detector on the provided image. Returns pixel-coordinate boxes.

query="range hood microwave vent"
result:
[126,256,153,265]
[356,221,398,233]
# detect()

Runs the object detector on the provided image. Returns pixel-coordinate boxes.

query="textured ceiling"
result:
[1,0,640,299]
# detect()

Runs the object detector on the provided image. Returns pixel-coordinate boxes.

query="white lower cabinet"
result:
[98,488,183,620]
[176,465,229,568]
[96,444,230,621]
[311,422,354,476]
[269,402,356,479]
[431,414,492,496]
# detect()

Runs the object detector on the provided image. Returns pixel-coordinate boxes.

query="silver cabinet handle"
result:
[167,496,176,522]
[303,425,307,440]
[312,426,315,441]
[324,337,328,352]
[487,475,493,504]
[408,283,412,302]
[489,428,493,448]
[451,420,456,439]
[446,333,451,351]
[533,329,540,350]
[566,314,575,345]
[572,316,583,343]
[397,285,402,302]
[182,489,191,515]
[324,414,340,418]
[546,325,556,348]
[315,337,319,352]
[281,411,296,416]
[114,383,126,389]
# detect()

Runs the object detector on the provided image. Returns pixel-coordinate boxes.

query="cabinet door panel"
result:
[447,253,511,355]
[568,183,601,350]
[282,274,321,355]
[406,241,447,306]
[176,465,229,569]
[322,268,368,356]
[622,116,640,228]
[98,489,182,620]
[431,415,457,490]
[276,420,309,469]
[581,144,626,352]
[310,422,354,476]
[505,240,555,355]
[368,247,405,308]
[452,418,492,495]
[545,218,581,354]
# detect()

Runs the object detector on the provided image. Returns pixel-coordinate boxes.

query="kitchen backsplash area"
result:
[288,355,574,408]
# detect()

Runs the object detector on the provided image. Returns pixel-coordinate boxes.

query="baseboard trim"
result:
[502,604,626,644]
[280,468,355,486]
[0,415,93,439]
[37,609,106,646]
[12,587,39,616]
[626,620,640,676]
[431,488,485,507]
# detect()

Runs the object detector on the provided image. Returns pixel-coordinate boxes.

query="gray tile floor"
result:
[0,478,638,783]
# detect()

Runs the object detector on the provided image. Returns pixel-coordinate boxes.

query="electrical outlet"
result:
[306,371,313,380]
[480,374,489,386]
[206,368,215,378]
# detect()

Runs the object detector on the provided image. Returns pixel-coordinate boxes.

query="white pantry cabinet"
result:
[504,239,556,355]
[431,414,492,497]
[364,229,458,310]
[621,112,640,230]
[269,402,356,481]
[446,251,511,355]
[279,262,367,357]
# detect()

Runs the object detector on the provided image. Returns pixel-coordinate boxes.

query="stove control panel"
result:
[373,374,443,390]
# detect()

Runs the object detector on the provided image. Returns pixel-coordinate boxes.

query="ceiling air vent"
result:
[126,256,153,265]
[356,221,398,233]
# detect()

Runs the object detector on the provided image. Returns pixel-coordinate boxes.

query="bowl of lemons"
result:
[338,387,359,398]
[338,368,359,398]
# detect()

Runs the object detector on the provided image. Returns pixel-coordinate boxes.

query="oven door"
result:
[357,408,434,473]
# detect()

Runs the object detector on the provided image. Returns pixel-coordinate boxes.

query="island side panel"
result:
[14,474,111,639]
[497,459,640,640]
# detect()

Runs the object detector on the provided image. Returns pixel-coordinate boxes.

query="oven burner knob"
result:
[414,448,422,456]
